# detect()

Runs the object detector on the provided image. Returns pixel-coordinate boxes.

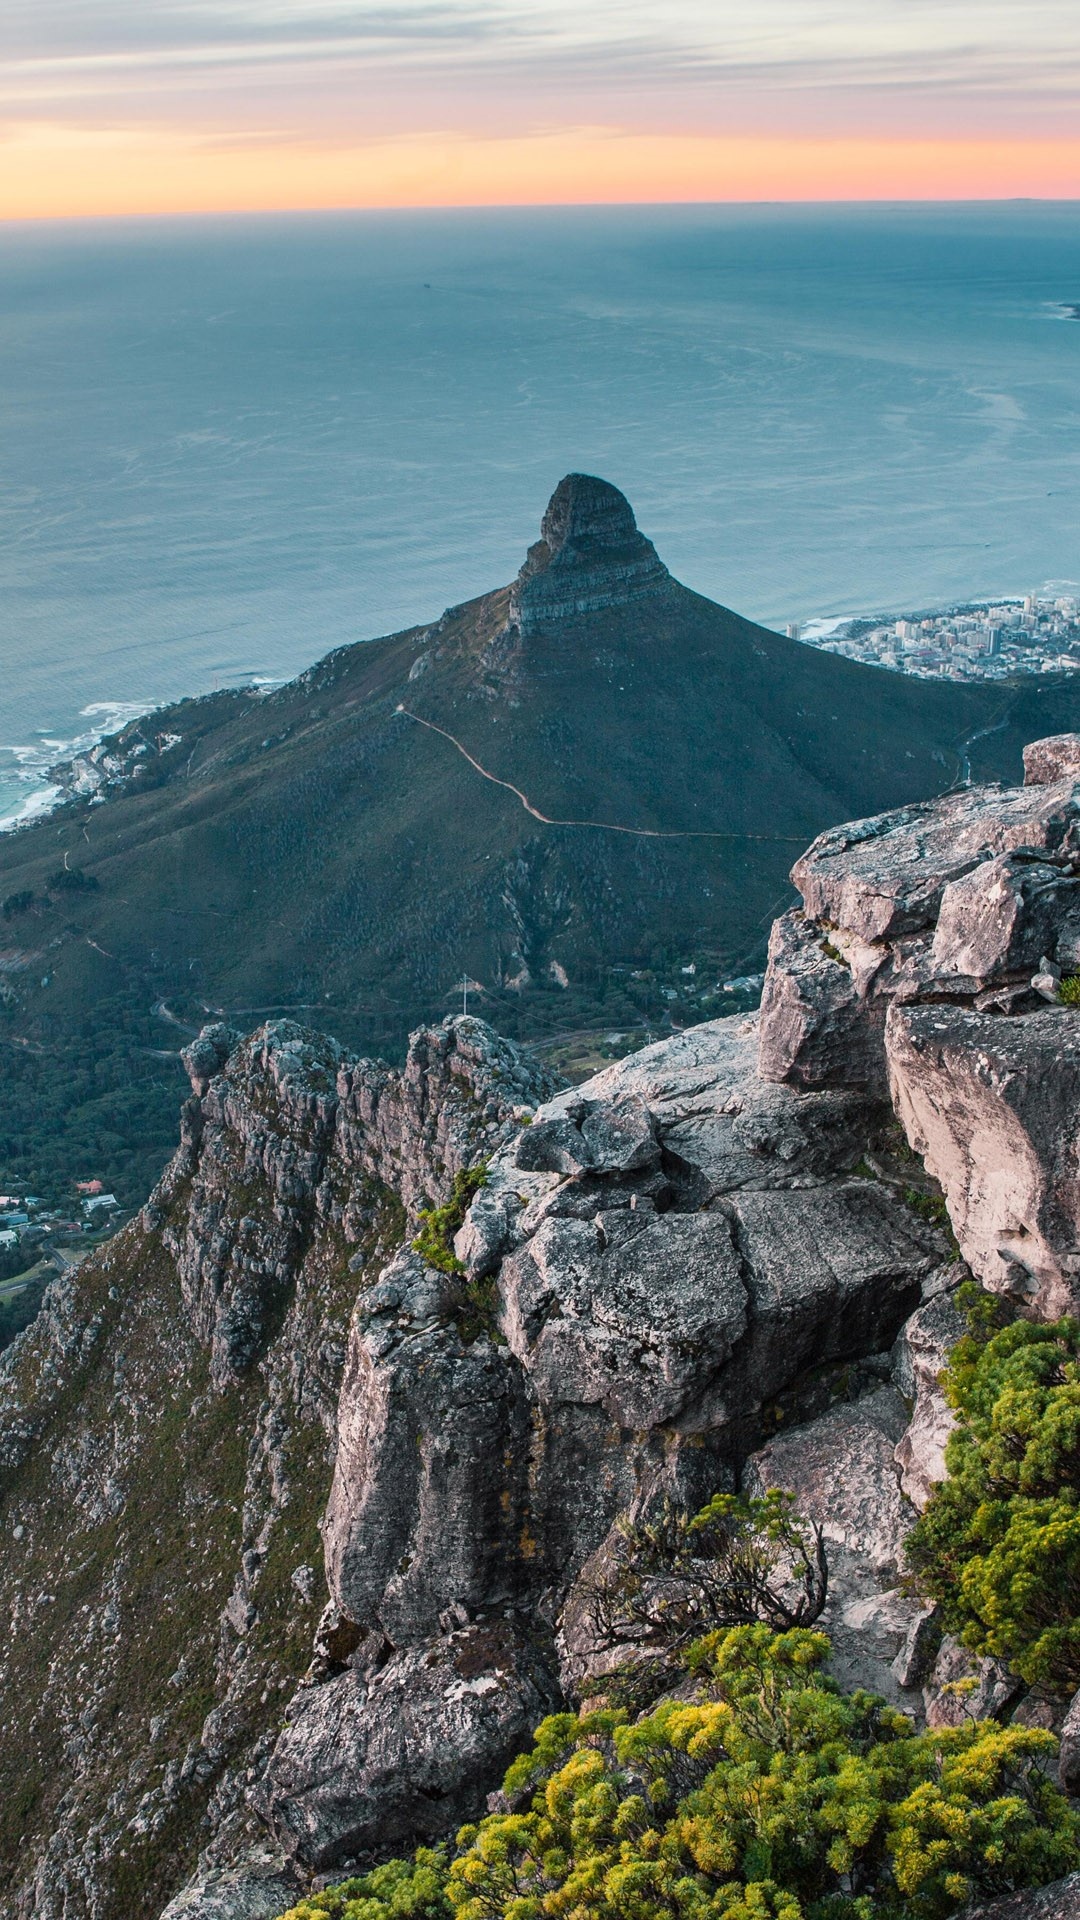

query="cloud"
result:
[3,1,1080,186]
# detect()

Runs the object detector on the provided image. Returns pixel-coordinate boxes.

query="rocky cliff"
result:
[4,741,1080,1918]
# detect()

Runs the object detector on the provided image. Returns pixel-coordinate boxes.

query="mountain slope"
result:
[2,472,1079,1202]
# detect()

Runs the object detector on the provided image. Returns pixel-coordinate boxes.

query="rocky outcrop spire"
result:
[757,733,1080,1319]
[508,474,671,635]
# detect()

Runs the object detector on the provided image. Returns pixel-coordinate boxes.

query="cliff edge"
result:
[3,740,1080,1916]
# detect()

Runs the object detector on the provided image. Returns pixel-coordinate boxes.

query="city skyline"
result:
[4,1,1080,218]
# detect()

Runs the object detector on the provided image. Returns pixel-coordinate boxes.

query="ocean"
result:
[1,201,1078,826]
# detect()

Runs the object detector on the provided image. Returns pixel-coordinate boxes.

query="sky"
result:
[3,1,1080,218]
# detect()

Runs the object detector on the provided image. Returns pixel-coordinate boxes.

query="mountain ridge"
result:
[3,472,1080,1204]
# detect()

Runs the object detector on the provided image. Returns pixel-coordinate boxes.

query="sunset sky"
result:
[4,0,1080,218]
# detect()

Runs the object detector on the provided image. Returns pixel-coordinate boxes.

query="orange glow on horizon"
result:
[3,127,1080,221]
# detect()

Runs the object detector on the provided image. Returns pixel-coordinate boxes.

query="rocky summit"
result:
[3,474,1080,1205]
[508,473,672,634]
[4,739,1080,1917]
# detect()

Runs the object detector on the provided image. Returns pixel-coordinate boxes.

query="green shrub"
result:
[584,1492,827,1697]
[413,1164,489,1275]
[1059,974,1080,1006]
[283,1627,1078,1920]
[276,1848,452,1920]
[906,1298,1080,1692]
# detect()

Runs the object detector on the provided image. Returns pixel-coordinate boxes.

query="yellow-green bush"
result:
[906,1295,1080,1692]
[276,1626,1078,1920]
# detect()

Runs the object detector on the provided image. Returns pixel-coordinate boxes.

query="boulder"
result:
[498,1210,748,1430]
[258,1622,556,1868]
[158,1845,305,1920]
[757,911,884,1090]
[965,1878,1080,1920]
[744,1386,914,1578]
[886,1002,1080,1318]
[744,1387,925,1708]
[789,778,1080,944]
[1058,1686,1080,1796]
[931,854,1080,982]
[892,1286,966,1508]
[322,1251,530,1647]
[1024,732,1080,787]
[922,1634,1024,1729]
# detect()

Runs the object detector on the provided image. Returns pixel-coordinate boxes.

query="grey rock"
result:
[757,911,884,1091]
[923,1634,1024,1729]
[158,1845,305,1920]
[966,1877,1080,1920]
[499,1210,748,1430]
[1024,731,1080,786]
[931,854,1080,982]
[887,1001,1080,1318]
[891,1604,942,1690]
[744,1386,914,1577]
[1058,1686,1080,1795]
[790,778,1080,944]
[323,1251,529,1646]
[727,1184,937,1410]
[182,1023,242,1097]
[744,1387,923,1708]
[508,475,671,637]
[258,1622,556,1868]
[892,1286,966,1508]
[553,1014,884,1191]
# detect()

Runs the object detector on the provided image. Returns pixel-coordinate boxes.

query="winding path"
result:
[394,706,809,846]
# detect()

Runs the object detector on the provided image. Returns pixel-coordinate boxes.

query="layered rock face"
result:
[258,1016,948,1870]
[508,473,671,634]
[8,740,1080,1918]
[0,1016,556,1920]
[759,736,1080,1318]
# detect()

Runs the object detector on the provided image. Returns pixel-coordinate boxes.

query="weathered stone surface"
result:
[744,1387,924,1708]
[931,853,1080,982]
[923,1634,1024,1730]
[790,779,1080,945]
[757,911,884,1090]
[322,1250,530,1646]
[499,1210,748,1430]
[258,1622,556,1869]
[727,1187,934,1402]
[156,1016,558,1388]
[966,1876,1080,1920]
[1024,732,1080,787]
[892,1285,966,1508]
[1057,1686,1080,1796]
[759,754,1080,1096]
[182,1022,242,1098]
[557,1015,884,1192]
[158,1844,305,1920]
[745,1386,914,1576]
[887,1002,1080,1318]
[509,474,671,636]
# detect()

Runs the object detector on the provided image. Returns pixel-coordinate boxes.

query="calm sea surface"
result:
[1,202,1078,823]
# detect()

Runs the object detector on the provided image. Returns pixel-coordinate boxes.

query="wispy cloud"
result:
[4,2,1080,213]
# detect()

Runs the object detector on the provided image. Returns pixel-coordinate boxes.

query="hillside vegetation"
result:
[3,474,1080,1204]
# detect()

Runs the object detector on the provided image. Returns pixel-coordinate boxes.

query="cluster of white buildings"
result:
[0,1187,120,1252]
[791,595,1080,682]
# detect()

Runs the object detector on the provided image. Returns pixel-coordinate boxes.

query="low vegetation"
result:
[584,1492,827,1704]
[413,1164,489,1275]
[276,1624,1078,1920]
[906,1292,1080,1694]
